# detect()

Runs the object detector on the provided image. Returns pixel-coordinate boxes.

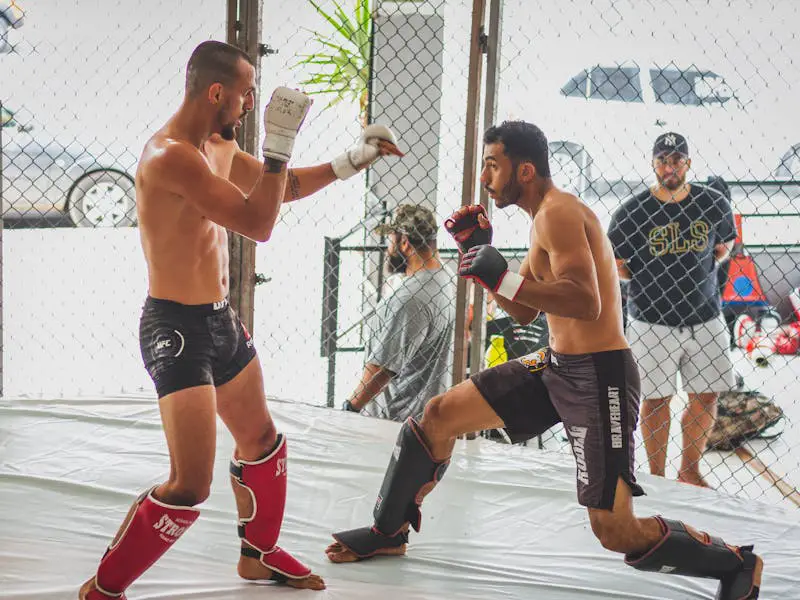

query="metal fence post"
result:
[321,236,341,408]
[0,100,4,397]
[469,0,503,381]
[452,0,488,386]
[226,0,263,334]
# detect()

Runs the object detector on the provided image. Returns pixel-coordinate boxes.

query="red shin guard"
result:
[230,434,311,580]
[93,488,199,596]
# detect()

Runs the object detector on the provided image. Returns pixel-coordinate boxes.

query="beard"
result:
[220,124,236,141]
[219,108,244,142]
[657,171,685,191]
[486,171,522,208]
[386,250,408,275]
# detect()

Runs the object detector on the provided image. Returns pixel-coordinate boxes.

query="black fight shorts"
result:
[471,347,645,510]
[139,296,257,398]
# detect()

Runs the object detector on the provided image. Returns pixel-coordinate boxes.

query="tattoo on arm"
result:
[264,157,285,173]
[288,169,301,199]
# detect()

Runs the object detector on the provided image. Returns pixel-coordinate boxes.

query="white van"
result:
[517,59,799,194]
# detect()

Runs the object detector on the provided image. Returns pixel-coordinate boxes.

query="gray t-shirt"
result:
[363,266,456,422]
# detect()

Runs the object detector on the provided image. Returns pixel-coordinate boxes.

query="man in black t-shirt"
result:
[608,132,737,488]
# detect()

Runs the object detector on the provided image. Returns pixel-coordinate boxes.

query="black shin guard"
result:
[332,418,449,558]
[374,418,449,535]
[625,517,761,600]
[332,526,409,559]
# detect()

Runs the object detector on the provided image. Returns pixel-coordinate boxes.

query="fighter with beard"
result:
[608,132,737,488]
[324,122,762,600]
[79,40,403,599]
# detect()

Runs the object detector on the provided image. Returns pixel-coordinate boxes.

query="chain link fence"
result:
[0,0,225,395]
[2,0,799,510]
[253,0,473,408]
[493,0,800,507]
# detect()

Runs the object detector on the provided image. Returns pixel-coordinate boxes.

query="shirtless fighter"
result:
[325,121,762,600]
[79,40,402,599]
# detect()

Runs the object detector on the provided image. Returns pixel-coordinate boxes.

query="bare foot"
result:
[78,578,95,600]
[238,554,326,590]
[751,553,764,587]
[677,470,712,488]
[721,550,763,599]
[325,539,407,563]
[78,578,124,600]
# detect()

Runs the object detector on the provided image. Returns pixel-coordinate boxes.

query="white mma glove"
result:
[262,87,313,163]
[331,124,400,180]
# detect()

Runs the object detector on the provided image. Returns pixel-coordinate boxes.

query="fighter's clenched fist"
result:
[444,204,493,254]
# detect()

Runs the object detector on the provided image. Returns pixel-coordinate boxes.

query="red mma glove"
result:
[445,205,493,254]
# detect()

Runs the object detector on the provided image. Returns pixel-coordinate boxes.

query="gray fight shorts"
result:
[471,348,645,510]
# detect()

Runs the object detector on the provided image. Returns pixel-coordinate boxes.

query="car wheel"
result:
[67,170,136,228]
[549,142,592,195]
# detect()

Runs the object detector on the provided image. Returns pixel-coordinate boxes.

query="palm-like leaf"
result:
[294,0,372,118]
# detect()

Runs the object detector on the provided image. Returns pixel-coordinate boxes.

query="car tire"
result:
[549,142,592,195]
[67,170,136,228]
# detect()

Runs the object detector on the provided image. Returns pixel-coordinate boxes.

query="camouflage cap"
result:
[374,204,438,244]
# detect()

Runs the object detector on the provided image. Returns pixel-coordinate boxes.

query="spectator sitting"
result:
[342,204,457,421]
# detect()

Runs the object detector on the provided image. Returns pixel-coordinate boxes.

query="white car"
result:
[520,59,799,195]
[0,0,23,54]
[2,105,137,227]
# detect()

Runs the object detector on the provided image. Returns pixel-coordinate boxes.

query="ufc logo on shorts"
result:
[152,513,187,543]
[275,458,287,477]
[607,386,623,449]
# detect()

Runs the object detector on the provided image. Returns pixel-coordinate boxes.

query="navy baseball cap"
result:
[653,132,689,158]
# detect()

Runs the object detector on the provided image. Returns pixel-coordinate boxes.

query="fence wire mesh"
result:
[2,0,800,511]
[1,0,225,395]
[493,0,800,507]
[253,0,472,409]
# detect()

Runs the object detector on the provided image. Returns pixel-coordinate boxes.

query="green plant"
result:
[295,0,372,124]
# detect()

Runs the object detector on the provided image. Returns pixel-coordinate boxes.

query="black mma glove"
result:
[445,205,493,254]
[458,245,525,300]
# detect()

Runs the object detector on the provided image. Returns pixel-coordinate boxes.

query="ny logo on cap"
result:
[663,134,677,147]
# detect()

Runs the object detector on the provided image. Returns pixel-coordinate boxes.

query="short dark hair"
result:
[185,40,254,97]
[483,120,551,178]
